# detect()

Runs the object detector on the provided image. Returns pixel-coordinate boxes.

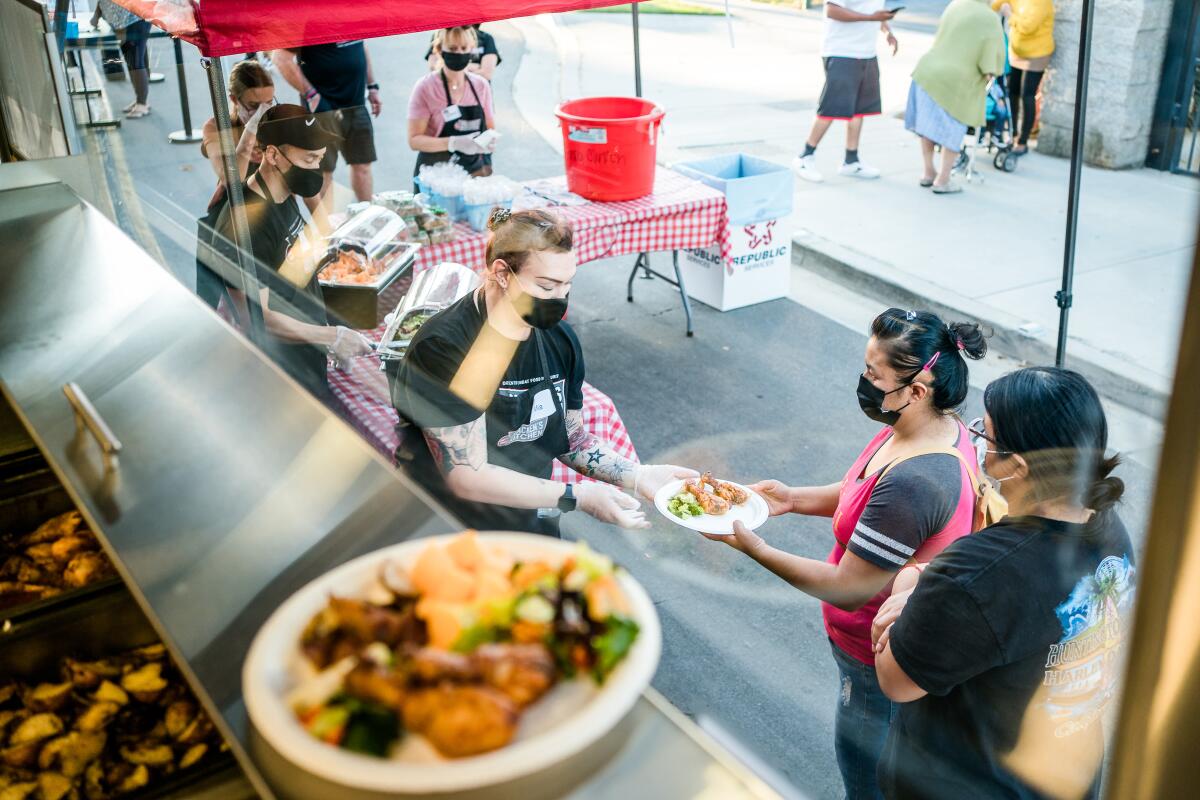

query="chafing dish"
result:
[318,206,422,329]
[375,262,480,363]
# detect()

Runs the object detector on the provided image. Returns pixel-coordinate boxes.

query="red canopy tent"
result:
[114,0,636,56]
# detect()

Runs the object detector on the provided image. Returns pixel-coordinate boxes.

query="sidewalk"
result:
[512,6,1197,416]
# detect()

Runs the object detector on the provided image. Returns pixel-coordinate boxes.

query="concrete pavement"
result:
[513,4,1197,417]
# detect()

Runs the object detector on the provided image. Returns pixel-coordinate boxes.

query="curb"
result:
[791,231,1171,419]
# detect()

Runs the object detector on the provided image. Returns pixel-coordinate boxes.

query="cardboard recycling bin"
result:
[673,154,794,311]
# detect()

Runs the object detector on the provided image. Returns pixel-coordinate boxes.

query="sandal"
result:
[122,100,138,113]
[931,181,963,194]
[125,103,151,118]
[919,177,935,188]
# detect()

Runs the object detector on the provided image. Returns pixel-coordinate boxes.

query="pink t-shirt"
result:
[407,71,494,138]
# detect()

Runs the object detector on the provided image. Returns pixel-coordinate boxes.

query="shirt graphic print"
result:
[1042,554,1136,738]
[496,379,566,447]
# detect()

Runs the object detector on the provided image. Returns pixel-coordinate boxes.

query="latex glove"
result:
[632,464,699,502]
[747,479,794,517]
[448,134,487,156]
[328,326,373,368]
[575,482,649,530]
[243,100,271,135]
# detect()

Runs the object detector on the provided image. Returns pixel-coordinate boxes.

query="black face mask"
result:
[442,51,473,72]
[276,150,324,198]
[856,373,912,426]
[508,274,569,329]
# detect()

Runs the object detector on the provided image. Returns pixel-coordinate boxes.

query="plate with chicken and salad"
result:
[654,472,770,535]
[242,531,660,795]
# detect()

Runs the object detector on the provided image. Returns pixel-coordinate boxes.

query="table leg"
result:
[672,250,694,337]
[626,252,647,302]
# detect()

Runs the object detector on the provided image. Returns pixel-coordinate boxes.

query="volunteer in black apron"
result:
[406,26,497,189]
[392,209,697,537]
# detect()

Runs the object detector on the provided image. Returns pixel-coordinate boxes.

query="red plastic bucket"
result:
[555,97,665,202]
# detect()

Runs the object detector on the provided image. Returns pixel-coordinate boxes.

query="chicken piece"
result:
[0,583,57,608]
[411,649,478,684]
[120,663,166,703]
[684,479,730,516]
[343,664,408,713]
[9,714,62,747]
[63,660,120,691]
[48,535,95,564]
[82,761,104,800]
[36,772,73,800]
[61,553,111,590]
[471,644,557,708]
[175,714,214,746]
[24,683,71,714]
[0,682,18,705]
[92,682,127,707]
[119,743,173,767]
[327,597,420,651]
[0,744,39,771]
[23,512,84,546]
[129,643,167,662]
[0,781,37,800]
[110,763,149,794]
[702,472,749,505]
[402,686,518,758]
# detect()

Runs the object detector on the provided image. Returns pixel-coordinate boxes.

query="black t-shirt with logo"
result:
[393,292,584,532]
[213,183,329,397]
[879,511,1137,800]
[299,41,368,110]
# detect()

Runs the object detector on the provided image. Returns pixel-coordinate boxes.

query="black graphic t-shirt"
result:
[213,184,329,397]
[879,512,1136,800]
[299,41,367,110]
[398,291,584,480]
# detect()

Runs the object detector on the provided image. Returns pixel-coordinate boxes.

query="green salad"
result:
[667,491,704,519]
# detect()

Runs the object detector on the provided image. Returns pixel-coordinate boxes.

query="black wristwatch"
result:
[557,484,578,513]
[367,83,380,91]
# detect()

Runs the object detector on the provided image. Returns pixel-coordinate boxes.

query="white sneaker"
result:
[122,100,138,113]
[125,103,151,118]
[791,155,824,183]
[839,160,881,179]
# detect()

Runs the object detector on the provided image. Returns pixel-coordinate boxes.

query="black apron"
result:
[412,71,493,187]
[391,320,569,538]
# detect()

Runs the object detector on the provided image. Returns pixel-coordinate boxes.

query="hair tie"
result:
[956,336,965,351]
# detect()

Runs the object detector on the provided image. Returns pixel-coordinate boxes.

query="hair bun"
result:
[948,321,988,361]
[487,207,512,230]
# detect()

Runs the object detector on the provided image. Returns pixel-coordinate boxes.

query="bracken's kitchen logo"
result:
[744,220,776,250]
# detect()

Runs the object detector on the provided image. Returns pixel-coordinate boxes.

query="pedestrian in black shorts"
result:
[273,41,382,203]
[793,1,898,184]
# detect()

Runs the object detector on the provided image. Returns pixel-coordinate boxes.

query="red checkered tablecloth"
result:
[411,167,731,275]
[327,327,639,484]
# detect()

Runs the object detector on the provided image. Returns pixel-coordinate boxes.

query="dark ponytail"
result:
[984,367,1125,512]
[869,308,987,413]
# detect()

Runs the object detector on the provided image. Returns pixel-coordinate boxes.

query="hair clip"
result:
[921,351,941,372]
[905,310,917,321]
[488,208,512,229]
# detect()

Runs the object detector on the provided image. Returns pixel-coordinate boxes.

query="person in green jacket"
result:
[904,0,1006,194]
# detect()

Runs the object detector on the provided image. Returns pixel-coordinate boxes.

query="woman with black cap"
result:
[703,308,988,800]
[392,208,695,537]
[211,103,373,403]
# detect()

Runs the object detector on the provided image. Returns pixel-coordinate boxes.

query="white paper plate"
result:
[653,478,769,535]
[242,533,661,795]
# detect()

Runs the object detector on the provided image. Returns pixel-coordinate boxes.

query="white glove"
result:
[632,464,700,502]
[575,482,649,530]
[448,134,487,156]
[243,101,271,135]
[328,326,373,368]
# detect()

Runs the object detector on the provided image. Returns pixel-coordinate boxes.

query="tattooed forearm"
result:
[425,416,487,475]
[559,410,637,487]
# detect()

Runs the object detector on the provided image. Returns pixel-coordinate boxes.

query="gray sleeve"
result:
[846,455,962,571]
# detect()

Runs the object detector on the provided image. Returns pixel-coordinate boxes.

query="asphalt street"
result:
[90,15,1156,800]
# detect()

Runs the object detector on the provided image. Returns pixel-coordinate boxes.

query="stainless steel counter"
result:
[0,177,782,800]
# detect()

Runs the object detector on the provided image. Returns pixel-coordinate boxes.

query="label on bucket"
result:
[567,126,608,145]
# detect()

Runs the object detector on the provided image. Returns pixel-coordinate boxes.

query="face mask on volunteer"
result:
[442,51,473,72]
[237,97,276,124]
[506,270,568,329]
[275,149,324,198]
[856,374,912,426]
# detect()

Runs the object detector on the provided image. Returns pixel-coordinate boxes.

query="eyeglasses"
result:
[968,417,1013,469]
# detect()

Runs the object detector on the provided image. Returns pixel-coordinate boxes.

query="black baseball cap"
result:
[257,104,341,151]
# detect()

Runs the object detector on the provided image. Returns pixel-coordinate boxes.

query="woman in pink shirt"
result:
[407,26,498,184]
[706,308,986,800]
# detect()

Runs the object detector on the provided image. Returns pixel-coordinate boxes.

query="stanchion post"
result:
[168,37,202,143]
[632,3,643,98]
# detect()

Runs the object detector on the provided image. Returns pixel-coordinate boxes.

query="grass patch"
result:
[584,1,726,15]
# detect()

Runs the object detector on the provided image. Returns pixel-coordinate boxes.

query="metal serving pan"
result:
[375,262,480,362]
[318,206,422,329]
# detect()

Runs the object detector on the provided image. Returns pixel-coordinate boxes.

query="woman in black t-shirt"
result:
[871,367,1136,800]
[392,209,695,536]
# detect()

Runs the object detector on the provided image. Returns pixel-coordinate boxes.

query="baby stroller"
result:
[954,77,1019,183]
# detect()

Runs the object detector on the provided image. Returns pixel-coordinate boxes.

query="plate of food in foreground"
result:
[242,531,660,796]
[654,472,769,535]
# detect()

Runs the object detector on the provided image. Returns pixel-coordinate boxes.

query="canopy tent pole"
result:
[1056,0,1095,367]
[202,55,265,345]
[632,3,642,97]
